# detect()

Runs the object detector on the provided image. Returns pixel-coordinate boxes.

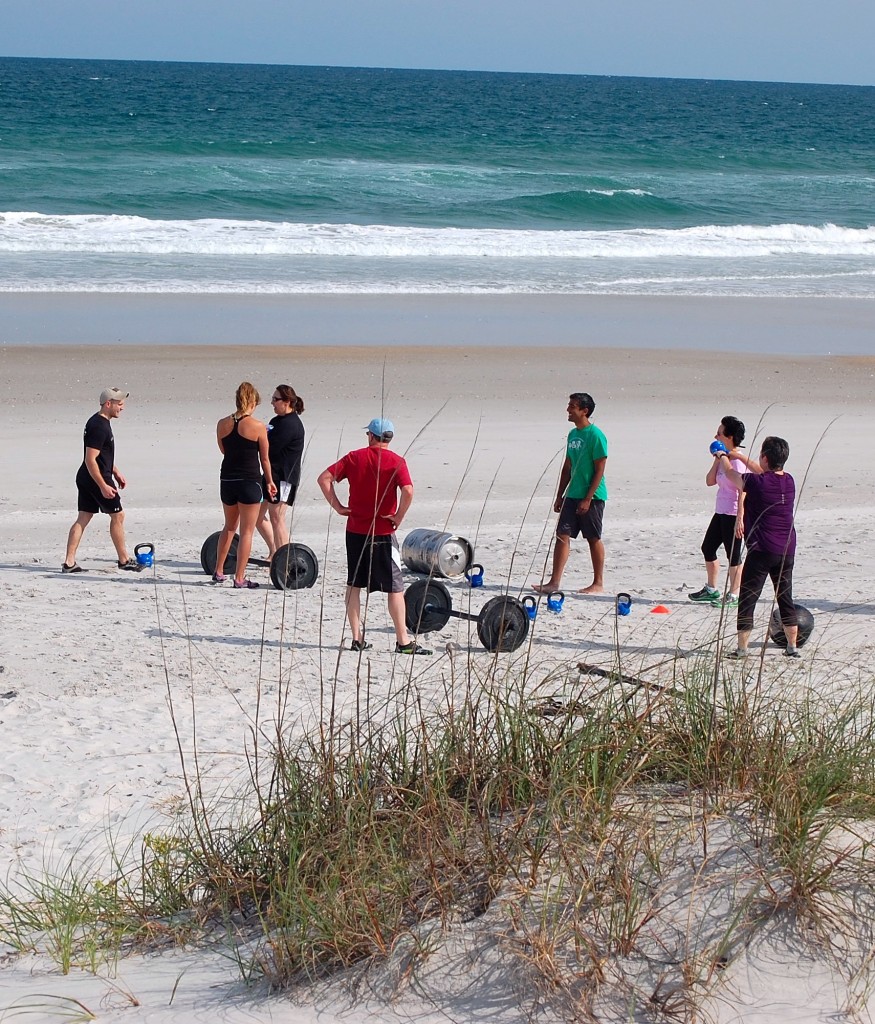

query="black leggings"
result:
[701,513,743,566]
[736,549,796,632]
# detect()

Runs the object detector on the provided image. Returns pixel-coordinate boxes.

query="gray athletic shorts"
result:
[557,496,605,540]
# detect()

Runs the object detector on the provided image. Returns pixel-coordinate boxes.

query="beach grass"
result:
[1,422,872,1017]
[3,635,875,1019]
[2,418,874,1022]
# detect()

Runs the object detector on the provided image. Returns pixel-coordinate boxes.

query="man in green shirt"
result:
[534,392,608,595]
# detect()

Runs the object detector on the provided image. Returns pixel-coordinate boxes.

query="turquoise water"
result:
[2,57,874,295]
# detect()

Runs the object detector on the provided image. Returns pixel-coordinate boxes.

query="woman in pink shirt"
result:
[688,415,758,608]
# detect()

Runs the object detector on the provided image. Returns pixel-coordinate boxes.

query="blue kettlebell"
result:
[522,595,537,621]
[466,563,484,588]
[547,590,565,613]
[616,592,632,616]
[134,542,155,568]
[710,440,728,457]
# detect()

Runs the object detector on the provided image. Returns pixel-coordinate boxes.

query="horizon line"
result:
[1,53,873,91]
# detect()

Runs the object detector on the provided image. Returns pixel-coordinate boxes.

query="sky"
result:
[2,0,874,87]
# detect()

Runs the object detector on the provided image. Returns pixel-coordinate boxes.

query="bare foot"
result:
[577,583,605,595]
[532,581,560,594]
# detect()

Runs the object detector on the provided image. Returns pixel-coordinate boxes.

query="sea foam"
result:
[1,213,874,259]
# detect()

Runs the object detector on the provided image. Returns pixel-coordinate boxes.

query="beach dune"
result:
[1,302,874,1021]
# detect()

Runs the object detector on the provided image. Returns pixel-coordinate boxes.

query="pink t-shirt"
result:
[715,458,745,515]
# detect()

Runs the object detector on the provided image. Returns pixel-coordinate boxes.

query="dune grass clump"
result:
[4,656,875,1018]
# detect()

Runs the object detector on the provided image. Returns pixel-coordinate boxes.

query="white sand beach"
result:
[1,295,874,1021]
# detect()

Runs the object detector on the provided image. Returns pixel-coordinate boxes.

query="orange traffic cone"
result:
[650,604,671,614]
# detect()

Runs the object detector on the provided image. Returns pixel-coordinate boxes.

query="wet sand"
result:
[2,292,875,354]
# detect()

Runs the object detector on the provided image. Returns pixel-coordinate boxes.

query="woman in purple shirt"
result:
[717,436,800,659]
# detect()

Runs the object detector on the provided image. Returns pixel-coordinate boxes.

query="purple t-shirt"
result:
[742,472,796,557]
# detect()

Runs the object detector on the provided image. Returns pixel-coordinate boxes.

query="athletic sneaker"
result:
[232,578,260,589]
[688,586,720,603]
[350,638,373,652]
[61,562,85,574]
[726,647,749,660]
[783,647,802,659]
[395,641,433,656]
[211,572,227,583]
[710,593,739,609]
[118,558,145,572]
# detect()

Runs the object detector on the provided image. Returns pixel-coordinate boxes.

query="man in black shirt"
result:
[62,388,143,573]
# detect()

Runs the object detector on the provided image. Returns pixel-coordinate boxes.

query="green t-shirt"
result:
[566,424,608,501]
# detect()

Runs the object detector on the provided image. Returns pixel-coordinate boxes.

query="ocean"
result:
[1,57,874,297]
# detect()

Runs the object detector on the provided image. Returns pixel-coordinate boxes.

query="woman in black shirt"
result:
[257,383,305,558]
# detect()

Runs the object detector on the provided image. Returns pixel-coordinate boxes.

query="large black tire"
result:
[404,579,453,634]
[200,531,239,576]
[269,543,319,590]
[477,596,529,653]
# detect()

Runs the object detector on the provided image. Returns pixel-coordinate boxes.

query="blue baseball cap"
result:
[365,417,395,438]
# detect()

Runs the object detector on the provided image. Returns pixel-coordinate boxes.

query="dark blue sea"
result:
[1,57,874,295]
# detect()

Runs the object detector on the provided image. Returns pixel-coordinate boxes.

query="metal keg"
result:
[401,529,474,579]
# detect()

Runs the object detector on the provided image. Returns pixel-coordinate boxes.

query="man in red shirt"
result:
[318,418,431,655]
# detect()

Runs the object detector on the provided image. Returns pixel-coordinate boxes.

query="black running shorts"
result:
[263,478,298,506]
[76,466,122,515]
[220,479,264,506]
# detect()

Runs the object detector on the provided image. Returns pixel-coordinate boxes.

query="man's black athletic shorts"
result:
[346,532,404,592]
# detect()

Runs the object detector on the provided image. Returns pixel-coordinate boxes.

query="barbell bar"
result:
[199,531,319,591]
[404,578,530,653]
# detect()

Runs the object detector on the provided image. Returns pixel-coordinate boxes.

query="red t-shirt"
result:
[326,446,413,535]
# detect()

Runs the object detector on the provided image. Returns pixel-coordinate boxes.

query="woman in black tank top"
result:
[220,416,262,481]
[213,382,276,589]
